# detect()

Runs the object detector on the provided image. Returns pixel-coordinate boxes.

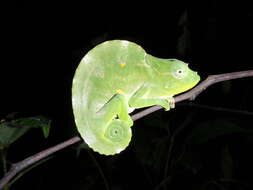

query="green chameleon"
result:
[72,40,200,155]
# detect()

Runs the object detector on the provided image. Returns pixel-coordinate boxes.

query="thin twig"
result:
[0,137,80,189]
[0,70,253,189]
[1,150,8,190]
[1,150,7,177]
[163,113,195,180]
[8,156,52,187]
[87,151,110,190]
[179,103,253,116]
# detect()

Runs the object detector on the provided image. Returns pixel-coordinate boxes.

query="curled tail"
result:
[83,119,132,155]
[72,80,132,155]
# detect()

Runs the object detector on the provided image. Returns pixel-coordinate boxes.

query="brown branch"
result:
[179,103,253,116]
[1,70,253,189]
[0,137,81,189]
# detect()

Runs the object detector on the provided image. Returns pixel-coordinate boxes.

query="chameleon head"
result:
[146,55,200,95]
[163,59,200,94]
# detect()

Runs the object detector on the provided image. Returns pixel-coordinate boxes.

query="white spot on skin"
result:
[72,97,78,106]
[82,54,92,63]
[94,70,104,78]
[72,95,84,107]
[115,147,123,153]
[102,41,109,45]
[85,130,97,145]
[141,52,150,67]
[144,52,147,59]
[121,41,129,48]
[128,107,135,113]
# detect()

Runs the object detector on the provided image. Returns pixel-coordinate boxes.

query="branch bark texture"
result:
[1,70,253,189]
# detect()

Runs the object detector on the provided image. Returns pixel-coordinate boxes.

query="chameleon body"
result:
[72,40,200,155]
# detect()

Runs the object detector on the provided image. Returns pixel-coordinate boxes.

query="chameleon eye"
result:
[177,69,183,74]
[172,69,187,79]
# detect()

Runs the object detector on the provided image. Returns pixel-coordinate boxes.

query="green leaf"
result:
[220,144,234,179]
[0,122,32,149]
[187,118,252,145]
[41,121,51,138]
[0,116,51,149]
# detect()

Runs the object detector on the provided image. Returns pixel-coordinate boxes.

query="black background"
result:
[1,1,253,189]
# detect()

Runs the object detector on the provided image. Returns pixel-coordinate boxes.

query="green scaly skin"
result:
[72,40,200,155]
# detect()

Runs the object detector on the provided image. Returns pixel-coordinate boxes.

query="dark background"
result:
[1,1,253,189]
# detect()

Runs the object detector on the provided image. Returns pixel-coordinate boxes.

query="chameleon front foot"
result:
[166,97,175,110]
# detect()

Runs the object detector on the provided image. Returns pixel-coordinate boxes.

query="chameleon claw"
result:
[166,97,175,109]
[169,99,175,109]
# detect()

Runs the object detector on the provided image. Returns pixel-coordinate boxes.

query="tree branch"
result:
[0,137,80,189]
[1,70,253,189]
